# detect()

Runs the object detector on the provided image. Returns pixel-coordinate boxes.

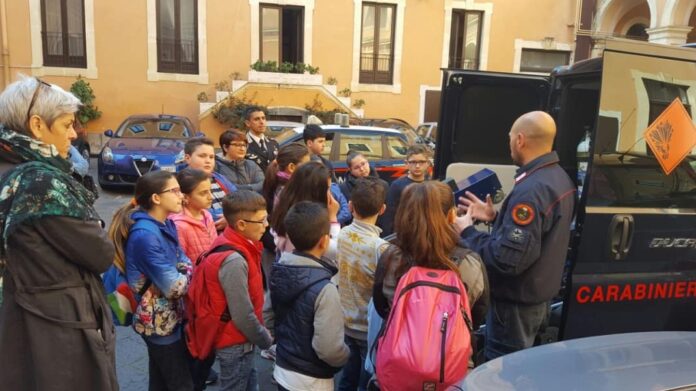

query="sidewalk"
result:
[115,325,276,390]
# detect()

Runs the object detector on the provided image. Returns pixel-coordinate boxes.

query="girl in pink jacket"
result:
[171,168,218,264]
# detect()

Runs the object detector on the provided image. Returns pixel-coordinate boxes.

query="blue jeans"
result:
[484,299,549,360]
[216,344,258,391]
[337,335,369,391]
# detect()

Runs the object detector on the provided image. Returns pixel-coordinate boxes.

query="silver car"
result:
[459,332,696,391]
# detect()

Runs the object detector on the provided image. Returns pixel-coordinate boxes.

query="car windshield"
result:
[116,118,192,138]
[274,128,301,144]
[416,125,430,137]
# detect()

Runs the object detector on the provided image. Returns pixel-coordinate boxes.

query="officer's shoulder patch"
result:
[511,203,535,226]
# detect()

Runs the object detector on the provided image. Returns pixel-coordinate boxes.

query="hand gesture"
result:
[454,205,475,234]
[327,190,339,222]
[457,191,496,222]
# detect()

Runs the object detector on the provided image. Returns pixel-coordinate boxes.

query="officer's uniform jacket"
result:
[460,151,576,305]
[246,132,279,173]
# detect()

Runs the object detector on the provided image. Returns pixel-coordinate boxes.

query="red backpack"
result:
[184,244,241,359]
[376,266,473,391]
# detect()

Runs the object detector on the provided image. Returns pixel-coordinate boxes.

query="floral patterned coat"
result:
[125,211,192,342]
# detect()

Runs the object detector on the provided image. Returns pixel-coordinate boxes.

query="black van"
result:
[435,38,696,340]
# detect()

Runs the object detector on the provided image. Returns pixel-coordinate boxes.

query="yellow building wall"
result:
[1,0,578,141]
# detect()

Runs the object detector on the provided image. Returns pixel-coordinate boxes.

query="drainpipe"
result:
[0,0,9,87]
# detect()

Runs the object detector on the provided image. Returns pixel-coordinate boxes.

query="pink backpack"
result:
[376,266,473,391]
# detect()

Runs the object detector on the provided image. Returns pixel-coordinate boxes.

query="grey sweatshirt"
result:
[218,253,273,350]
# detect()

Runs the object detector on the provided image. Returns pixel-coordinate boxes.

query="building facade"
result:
[3,1,689,145]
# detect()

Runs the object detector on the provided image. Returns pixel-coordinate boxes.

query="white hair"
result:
[0,74,81,135]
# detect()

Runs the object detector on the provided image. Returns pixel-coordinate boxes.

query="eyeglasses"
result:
[242,216,268,225]
[407,160,429,166]
[160,187,182,196]
[26,78,51,126]
[229,142,248,149]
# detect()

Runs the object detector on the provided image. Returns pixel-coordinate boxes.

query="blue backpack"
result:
[103,265,150,326]
[102,219,157,326]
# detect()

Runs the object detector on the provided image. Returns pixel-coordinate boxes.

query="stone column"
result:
[646,25,693,45]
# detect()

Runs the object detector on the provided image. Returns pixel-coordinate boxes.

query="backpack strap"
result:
[373,244,398,319]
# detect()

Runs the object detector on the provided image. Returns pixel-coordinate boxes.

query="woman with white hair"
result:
[0,76,118,390]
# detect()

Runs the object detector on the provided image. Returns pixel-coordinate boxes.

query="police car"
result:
[274,124,410,183]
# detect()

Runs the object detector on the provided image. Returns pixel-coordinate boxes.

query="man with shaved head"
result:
[455,111,576,361]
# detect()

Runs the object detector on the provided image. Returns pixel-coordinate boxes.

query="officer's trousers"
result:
[484,299,549,361]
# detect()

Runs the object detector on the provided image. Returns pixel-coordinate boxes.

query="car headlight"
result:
[102,147,114,163]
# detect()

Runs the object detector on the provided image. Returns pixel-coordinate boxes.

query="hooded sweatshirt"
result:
[271,251,349,382]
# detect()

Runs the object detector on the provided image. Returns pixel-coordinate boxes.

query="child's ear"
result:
[348,201,354,215]
[151,193,161,206]
[317,234,330,255]
[184,154,192,164]
[233,219,245,232]
[379,204,386,216]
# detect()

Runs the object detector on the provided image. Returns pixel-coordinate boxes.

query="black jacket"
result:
[245,133,279,173]
[270,253,343,379]
[460,152,576,304]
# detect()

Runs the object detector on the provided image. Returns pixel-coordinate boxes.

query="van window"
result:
[587,51,696,209]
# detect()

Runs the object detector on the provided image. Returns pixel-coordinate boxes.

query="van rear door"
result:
[434,71,550,197]
[561,40,696,339]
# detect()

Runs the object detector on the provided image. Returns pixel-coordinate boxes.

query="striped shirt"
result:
[209,179,226,221]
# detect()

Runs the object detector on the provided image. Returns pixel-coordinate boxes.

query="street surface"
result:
[91,159,277,391]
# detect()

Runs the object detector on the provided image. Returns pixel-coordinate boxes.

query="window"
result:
[260,4,304,64]
[157,0,198,74]
[360,3,396,84]
[520,49,570,74]
[339,133,384,160]
[448,10,482,69]
[642,79,691,123]
[40,0,86,68]
[386,136,408,158]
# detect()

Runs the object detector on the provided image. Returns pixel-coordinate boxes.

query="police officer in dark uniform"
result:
[244,106,279,173]
[455,111,576,361]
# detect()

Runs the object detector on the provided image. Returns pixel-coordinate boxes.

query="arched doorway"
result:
[613,1,651,39]
[626,23,649,40]
[595,0,655,34]
[688,7,696,43]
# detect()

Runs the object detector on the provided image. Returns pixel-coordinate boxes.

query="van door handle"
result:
[608,214,634,261]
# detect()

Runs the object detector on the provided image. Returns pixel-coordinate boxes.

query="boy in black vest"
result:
[270,201,349,391]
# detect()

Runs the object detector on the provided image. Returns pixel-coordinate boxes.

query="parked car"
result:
[415,121,437,149]
[71,120,91,161]
[98,114,198,188]
[265,120,304,138]
[459,332,696,391]
[275,124,409,183]
[350,117,418,145]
